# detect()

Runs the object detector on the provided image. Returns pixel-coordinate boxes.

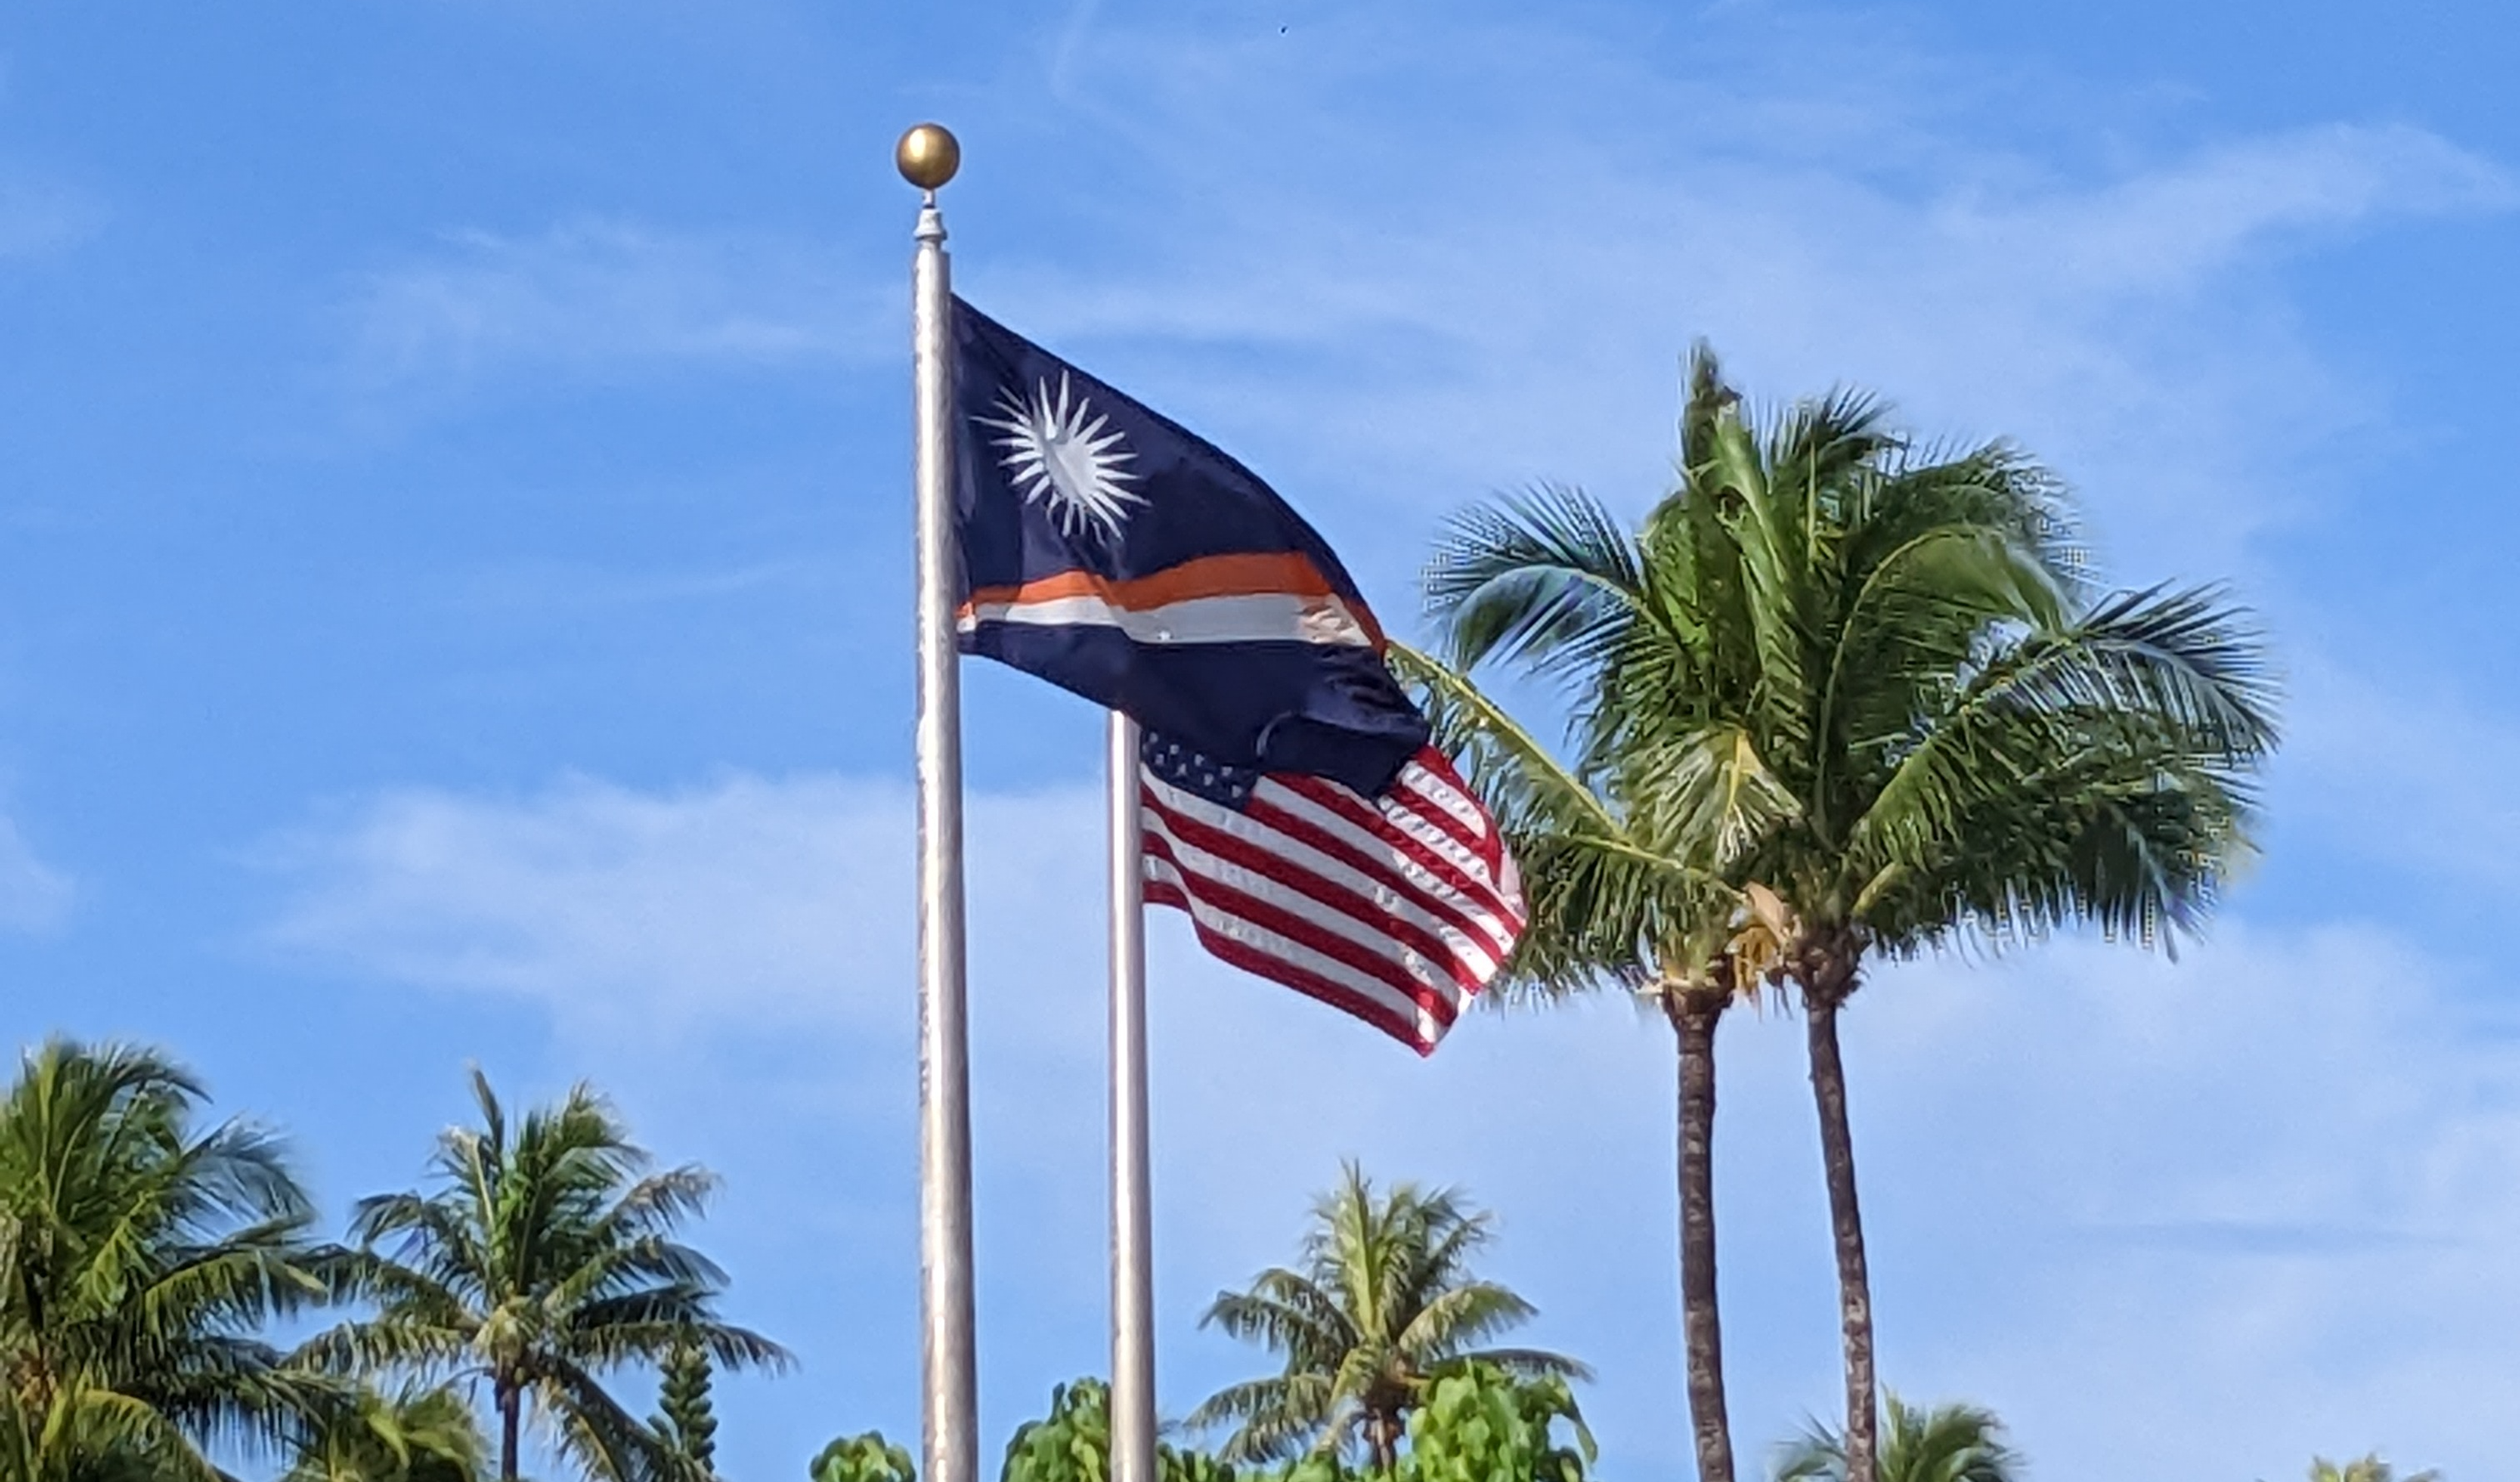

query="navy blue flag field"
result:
[950,298,1525,1052]
[953,298,1425,796]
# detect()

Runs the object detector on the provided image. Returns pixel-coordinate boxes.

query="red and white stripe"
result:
[1140,747,1526,1054]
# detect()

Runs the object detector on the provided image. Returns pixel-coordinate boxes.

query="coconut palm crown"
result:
[1422,346,2276,1482]
[303,1071,788,1482]
[0,1038,344,1482]
[1775,1393,2022,1482]
[2300,1458,2442,1482]
[1188,1164,1586,1470]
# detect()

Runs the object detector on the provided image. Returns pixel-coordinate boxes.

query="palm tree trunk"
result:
[1366,1410,1400,1474]
[1804,979,1878,1482]
[1666,984,1735,1482]
[498,1379,522,1482]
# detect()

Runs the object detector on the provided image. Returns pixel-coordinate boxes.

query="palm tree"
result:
[283,1384,486,1482]
[2302,1458,2441,1482]
[0,1038,343,1482]
[1402,450,1798,1482]
[1774,1393,2020,1482]
[1424,348,2275,1482]
[303,1070,788,1482]
[1187,1164,1586,1470]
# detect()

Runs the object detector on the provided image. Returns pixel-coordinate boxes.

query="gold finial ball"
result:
[895,123,960,191]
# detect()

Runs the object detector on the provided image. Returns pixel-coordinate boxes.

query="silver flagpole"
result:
[1108,712,1158,1482]
[898,123,979,1482]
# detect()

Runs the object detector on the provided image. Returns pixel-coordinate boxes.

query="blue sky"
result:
[2,2,2517,1478]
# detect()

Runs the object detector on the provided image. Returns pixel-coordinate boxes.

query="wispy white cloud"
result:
[962,22,2511,579]
[0,816,71,933]
[347,220,888,386]
[259,774,922,1034]
[332,14,2512,582]
[258,772,2520,1479]
[332,21,2509,589]
[2279,651,2520,899]
[1983,123,2513,293]
[1822,925,2520,1480]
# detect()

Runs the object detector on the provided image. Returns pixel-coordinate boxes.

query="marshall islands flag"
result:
[952,298,1524,1053]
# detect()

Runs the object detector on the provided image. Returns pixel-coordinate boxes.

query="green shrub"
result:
[1002,1378,1244,1482]
[814,1431,918,1482]
[986,1369,1593,1482]
[1404,1364,1594,1482]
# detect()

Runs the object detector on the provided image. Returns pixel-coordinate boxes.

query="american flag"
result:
[1138,732,1526,1054]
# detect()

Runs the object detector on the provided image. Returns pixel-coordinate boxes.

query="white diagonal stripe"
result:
[959,591,1373,647]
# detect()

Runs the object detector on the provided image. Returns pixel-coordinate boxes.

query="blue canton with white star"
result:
[1142,731,1259,809]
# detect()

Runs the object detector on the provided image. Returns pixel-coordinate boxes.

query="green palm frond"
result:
[587,1169,721,1247]
[1388,642,1618,839]
[1776,1392,2021,1482]
[0,1039,351,1482]
[1848,579,2276,946]
[292,1320,479,1382]
[537,1353,671,1482]
[1392,1284,1539,1357]
[562,1314,787,1374]
[2304,1455,2442,1482]
[548,1236,730,1313]
[1392,643,1743,1004]
[1424,483,1647,679]
[1620,720,1800,864]
[1185,1375,1338,1464]
[1440,1346,1593,1384]
[1202,1287,1352,1360]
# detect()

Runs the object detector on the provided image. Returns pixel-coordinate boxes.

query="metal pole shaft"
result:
[1108,711,1158,1482]
[912,193,979,1482]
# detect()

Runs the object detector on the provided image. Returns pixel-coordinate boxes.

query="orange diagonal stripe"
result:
[958,553,1386,648]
